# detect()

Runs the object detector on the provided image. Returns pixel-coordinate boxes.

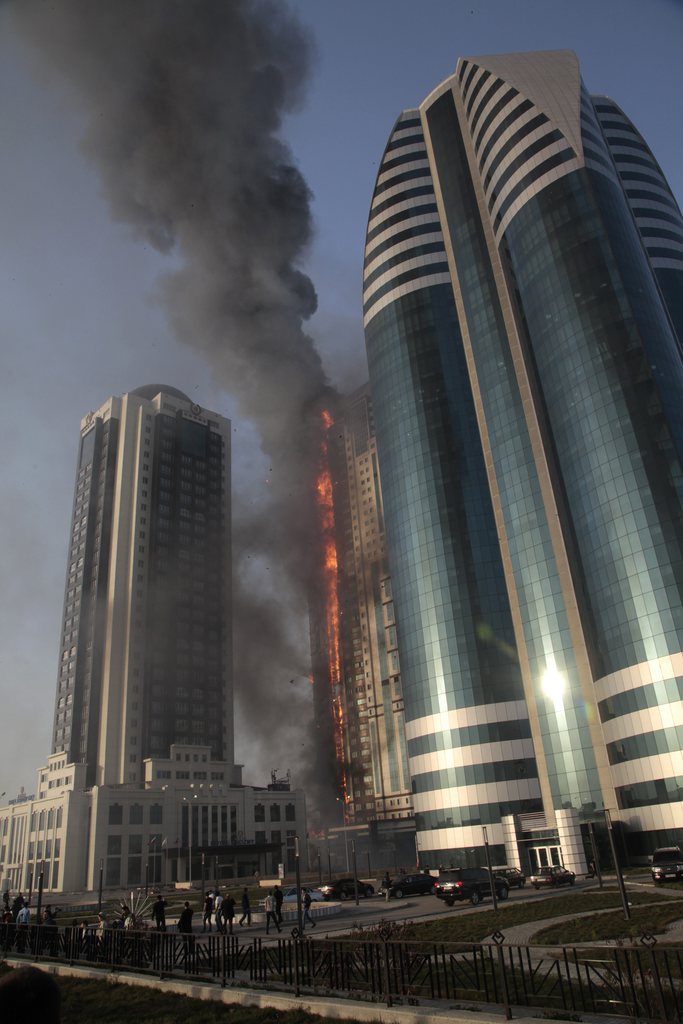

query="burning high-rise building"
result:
[310,388,413,827]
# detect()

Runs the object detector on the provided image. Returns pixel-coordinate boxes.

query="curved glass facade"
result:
[364,115,541,862]
[365,50,683,861]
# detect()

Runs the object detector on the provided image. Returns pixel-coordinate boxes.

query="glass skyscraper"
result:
[363,50,683,868]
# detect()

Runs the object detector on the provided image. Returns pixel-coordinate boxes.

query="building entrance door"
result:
[529,846,561,871]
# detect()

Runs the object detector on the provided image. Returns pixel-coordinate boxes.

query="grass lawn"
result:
[0,968,353,1024]
[534,902,683,944]
[392,888,683,945]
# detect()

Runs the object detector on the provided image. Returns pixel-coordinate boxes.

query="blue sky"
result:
[0,0,681,798]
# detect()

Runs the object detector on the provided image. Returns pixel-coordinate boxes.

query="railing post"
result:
[641,935,668,1023]
[383,938,393,1008]
[294,933,300,997]
[492,932,512,1020]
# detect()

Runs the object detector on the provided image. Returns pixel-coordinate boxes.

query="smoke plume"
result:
[11,0,338,802]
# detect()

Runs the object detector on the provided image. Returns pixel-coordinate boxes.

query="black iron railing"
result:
[2,922,681,1022]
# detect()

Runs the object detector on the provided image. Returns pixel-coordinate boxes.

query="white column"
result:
[555,808,587,875]
[500,814,520,867]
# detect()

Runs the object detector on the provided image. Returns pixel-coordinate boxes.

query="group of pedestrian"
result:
[175,888,239,935]
[1,890,59,929]
[1,892,60,957]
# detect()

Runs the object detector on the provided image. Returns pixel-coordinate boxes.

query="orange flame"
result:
[315,409,347,804]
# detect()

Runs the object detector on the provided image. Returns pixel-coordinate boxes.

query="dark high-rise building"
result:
[52,386,233,786]
[363,50,683,870]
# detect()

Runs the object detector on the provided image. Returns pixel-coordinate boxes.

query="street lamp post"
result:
[352,840,359,906]
[183,796,195,888]
[36,861,44,924]
[587,820,603,889]
[336,798,349,872]
[605,809,630,920]
[482,826,498,912]
[294,836,303,935]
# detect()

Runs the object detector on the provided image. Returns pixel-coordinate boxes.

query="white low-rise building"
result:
[0,745,307,894]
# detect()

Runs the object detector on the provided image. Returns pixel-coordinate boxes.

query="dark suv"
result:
[318,878,375,900]
[651,847,683,885]
[495,867,526,889]
[434,868,509,906]
[379,873,437,899]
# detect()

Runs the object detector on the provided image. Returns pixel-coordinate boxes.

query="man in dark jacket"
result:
[273,885,284,925]
[152,893,166,931]
[177,900,194,961]
[202,891,213,932]
[221,892,236,935]
[178,901,193,933]
[238,887,251,927]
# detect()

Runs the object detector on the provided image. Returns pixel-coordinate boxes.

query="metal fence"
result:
[2,923,682,1022]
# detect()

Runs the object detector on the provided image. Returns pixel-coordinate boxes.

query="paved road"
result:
[53,871,664,943]
[240,873,660,942]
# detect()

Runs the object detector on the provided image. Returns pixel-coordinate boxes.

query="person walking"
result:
[152,892,167,931]
[302,889,316,931]
[202,891,213,932]
[213,890,224,933]
[273,885,284,925]
[15,903,30,953]
[178,900,194,961]
[178,901,193,934]
[11,893,25,921]
[221,892,236,935]
[42,905,59,956]
[238,887,251,927]
[264,890,281,935]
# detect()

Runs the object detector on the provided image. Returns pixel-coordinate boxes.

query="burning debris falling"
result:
[11,1,339,789]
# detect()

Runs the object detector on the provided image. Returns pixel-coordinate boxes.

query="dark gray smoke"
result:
[11,0,337,799]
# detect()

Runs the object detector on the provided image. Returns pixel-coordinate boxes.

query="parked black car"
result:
[379,873,437,899]
[434,868,509,906]
[495,867,526,889]
[651,847,683,885]
[318,878,375,900]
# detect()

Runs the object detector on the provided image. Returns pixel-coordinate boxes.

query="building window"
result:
[109,803,123,826]
[254,803,265,823]
[285,803,296,822]
[129,804,143,825]
[270,804,281,823]
[150,804,163,825]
